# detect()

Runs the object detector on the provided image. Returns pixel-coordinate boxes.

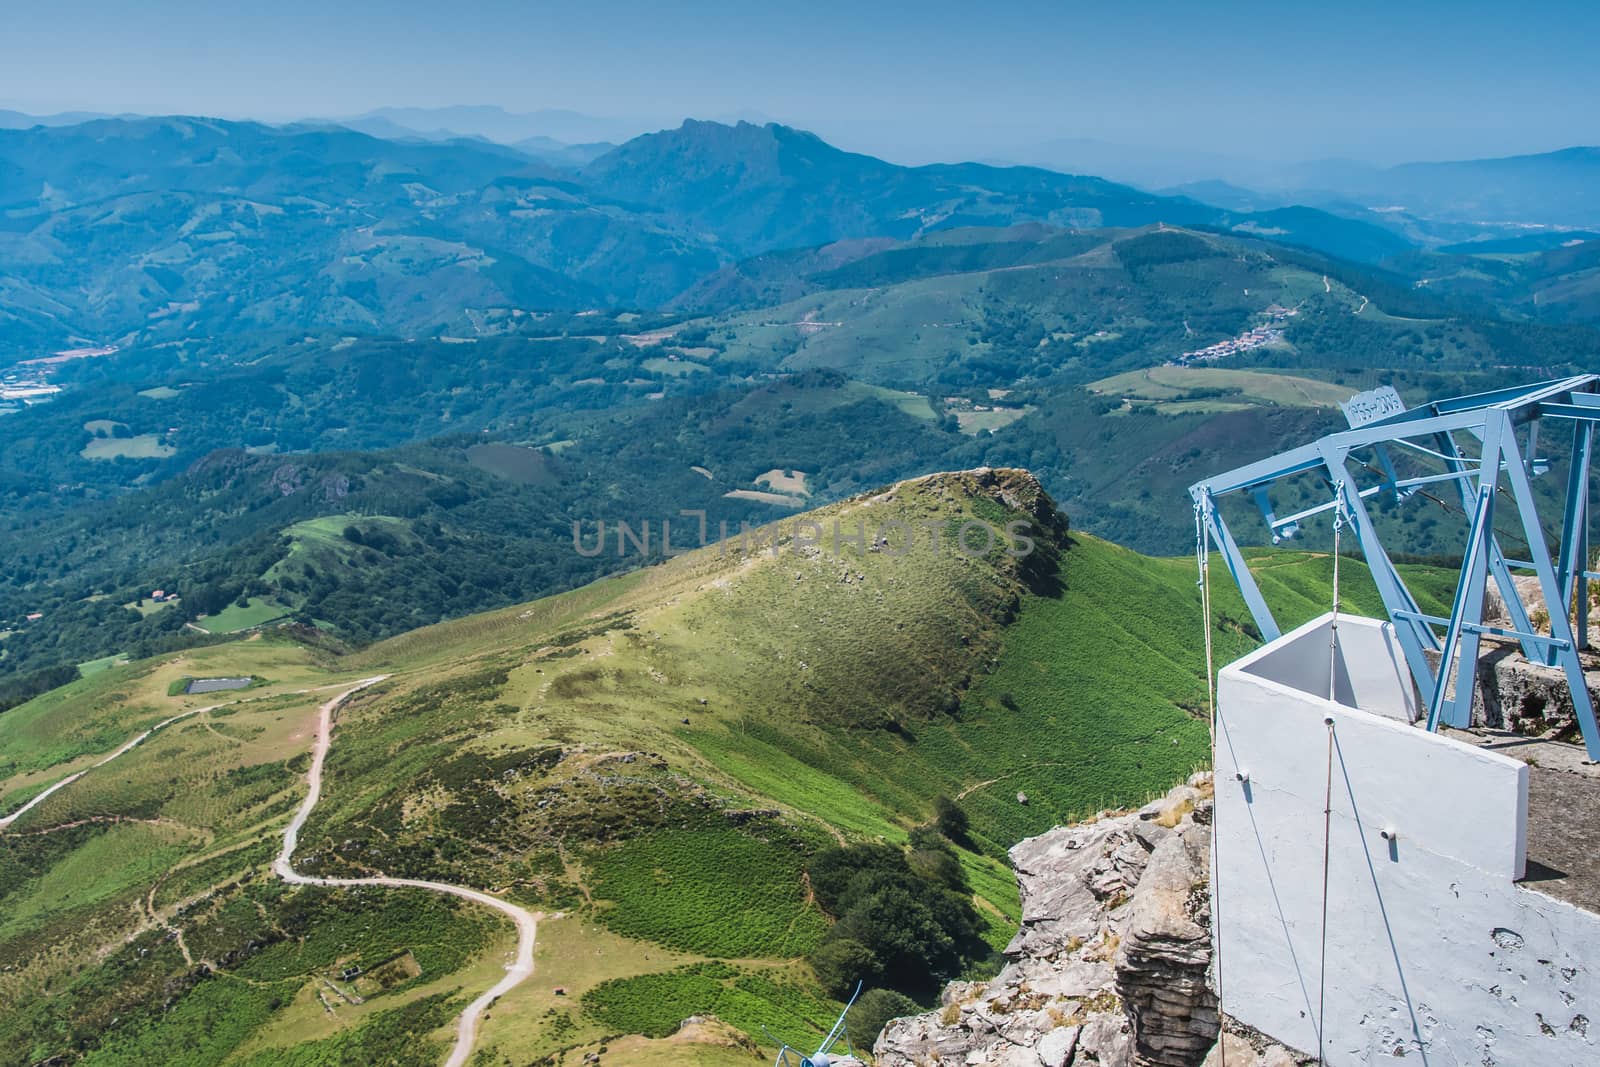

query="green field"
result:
[955,406,1032,434]
[194,597,293,634]
[79,434,176,461]
[82,419,126,435]
[643,356,710,376]
[75,652,128,676]
[1088,365,1354,414]
[848,381,937,420]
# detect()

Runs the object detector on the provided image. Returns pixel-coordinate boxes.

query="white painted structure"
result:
[1214,613,1599,1065]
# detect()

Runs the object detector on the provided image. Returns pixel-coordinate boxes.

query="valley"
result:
[0,214,1577,694]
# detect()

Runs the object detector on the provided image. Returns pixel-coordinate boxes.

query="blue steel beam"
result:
[1436,413,1505,730]
[1440,483,1497,735]
[1536,403,1600,422]
[1499,424,1600,761]
[1269,468,1485,534]
[1394,610,1571,649]
[1553,423,1593,661]
[1191,441,1329,499]
[1372,442,1405,499]
[1427,478,1498,730]
[1570,381,1598,654]
[1191,403,1552,500]
[1192,487,1281,643]
[1317,443,1440,701]
[1434,430,1543,663]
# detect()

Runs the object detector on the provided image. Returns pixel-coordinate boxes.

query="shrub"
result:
[807,844,907,914]
[811,937,879,997]
[933,795,971,844]
[846,988,921,1048]
[807,842,986,997]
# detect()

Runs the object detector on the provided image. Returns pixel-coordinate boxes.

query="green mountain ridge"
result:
[1397,235,1600,324]
[0,467,1456,1066]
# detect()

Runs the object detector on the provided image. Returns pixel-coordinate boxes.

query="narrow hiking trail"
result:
[0,679,366,830]
[274,677,544,1067]
[0,702,226,829]
[2,675,544,1067]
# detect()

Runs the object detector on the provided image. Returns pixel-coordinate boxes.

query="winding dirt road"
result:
[2,676,543,1067]
[273,677,543,1067]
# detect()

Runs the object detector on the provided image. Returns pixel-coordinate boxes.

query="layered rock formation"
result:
[1114,806,1218,1066]
[875,777,1307,1067]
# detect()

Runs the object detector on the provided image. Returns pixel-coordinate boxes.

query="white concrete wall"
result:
[1239,613,1419,723]
[1214,613,1598,1066]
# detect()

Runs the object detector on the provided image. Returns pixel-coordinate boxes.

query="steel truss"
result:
[1189,375,1600,760]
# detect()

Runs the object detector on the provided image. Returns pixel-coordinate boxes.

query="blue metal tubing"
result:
[1393,610,1572,651]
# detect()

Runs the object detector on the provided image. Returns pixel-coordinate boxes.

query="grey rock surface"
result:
[874,779,1219,1067]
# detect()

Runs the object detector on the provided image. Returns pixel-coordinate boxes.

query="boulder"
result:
[1035,1025,1080,1065]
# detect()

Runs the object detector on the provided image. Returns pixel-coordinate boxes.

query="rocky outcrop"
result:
[1474,576,1600,740]
[1114,806,1218,1066]
[1426,638,1600,740]
[874,777,1216,1067]
[875,776,1312,1067]
[1475,642,1600,738]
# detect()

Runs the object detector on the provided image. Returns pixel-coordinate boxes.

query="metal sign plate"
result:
[1341,385,1406,428]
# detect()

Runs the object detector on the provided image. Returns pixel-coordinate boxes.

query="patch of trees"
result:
[1113,230,1224,272]
[0,663,81,715]
[845,987,921,1048]
[807,798,990,999]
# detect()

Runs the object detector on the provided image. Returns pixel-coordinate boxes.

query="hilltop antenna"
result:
[767,980,864,1067]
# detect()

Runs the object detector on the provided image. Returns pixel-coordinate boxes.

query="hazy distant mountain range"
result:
[0,114,1436,355]
[334,106,1600,230]
[347,104,646,145]
[6,102,1598,224]
[0,106,1596,360]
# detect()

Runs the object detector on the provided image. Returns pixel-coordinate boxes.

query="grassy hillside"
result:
[1087,365,1354,415]
[1400,236,1600,324]
[691,226,1338,388]
[0,468,1455,1066]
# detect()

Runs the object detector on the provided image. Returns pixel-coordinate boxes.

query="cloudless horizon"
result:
[3,0,1598,175]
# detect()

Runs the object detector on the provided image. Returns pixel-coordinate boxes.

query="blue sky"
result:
[3,0,1596,168]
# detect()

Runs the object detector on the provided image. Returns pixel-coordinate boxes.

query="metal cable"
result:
[1317,716,1335,1067]
[1195,502,1227,1067]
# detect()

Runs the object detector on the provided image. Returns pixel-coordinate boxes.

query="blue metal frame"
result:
[1189,375,1600,760]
